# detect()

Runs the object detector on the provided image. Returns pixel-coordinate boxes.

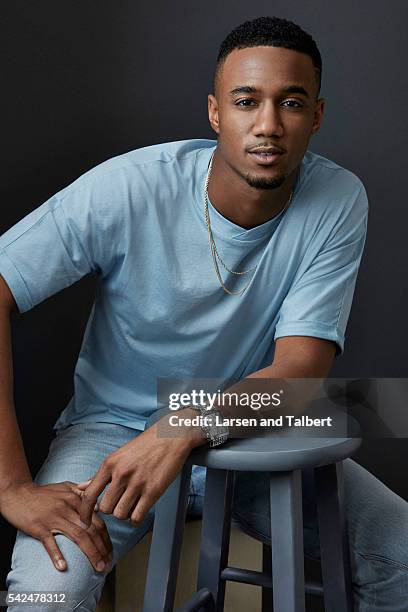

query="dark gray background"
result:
[1,0,407,596]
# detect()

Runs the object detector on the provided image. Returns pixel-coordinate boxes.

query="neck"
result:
[207,148,299,230]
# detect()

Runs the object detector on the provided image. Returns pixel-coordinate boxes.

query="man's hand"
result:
[78,413,203,528]
[0,481,113,573]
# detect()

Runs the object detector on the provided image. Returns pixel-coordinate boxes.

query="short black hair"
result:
[214,16,322,97]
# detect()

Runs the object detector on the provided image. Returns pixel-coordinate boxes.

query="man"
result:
[0,15,407,611]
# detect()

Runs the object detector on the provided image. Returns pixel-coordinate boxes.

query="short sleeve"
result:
[0,169,122,313]
[274,183,369,355]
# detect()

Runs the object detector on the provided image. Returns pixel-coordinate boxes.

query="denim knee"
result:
[6,530,109,611]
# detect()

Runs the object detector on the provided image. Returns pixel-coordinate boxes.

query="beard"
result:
[244,172,287,190]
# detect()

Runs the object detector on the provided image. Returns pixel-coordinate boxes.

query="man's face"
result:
[208,46,325,190]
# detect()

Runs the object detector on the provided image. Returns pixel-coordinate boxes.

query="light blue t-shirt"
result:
[0,139,368,432]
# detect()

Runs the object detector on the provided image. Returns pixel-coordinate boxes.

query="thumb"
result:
[76,479,92,489]
[73,481,99,511]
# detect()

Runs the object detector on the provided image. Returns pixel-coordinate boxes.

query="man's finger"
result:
[42,534,67,571]
[69,486,99,511]
[79,470,111,527]
[129,494,155,525]
[92,514,114,558]
[76,479,93,489]
[64,480,94,501]
[111,486,141,520]
[97,482,127,515]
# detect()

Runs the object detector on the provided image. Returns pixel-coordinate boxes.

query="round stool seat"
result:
[189,404,360,472]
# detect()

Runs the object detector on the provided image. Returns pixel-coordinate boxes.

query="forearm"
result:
[0,307,32,502]
[165,360,324,447]
[212,361,323,423]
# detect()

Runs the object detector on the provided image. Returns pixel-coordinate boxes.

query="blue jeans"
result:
[6,421,408,611]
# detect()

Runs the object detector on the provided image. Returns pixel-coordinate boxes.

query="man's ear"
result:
[311,97,325,135]
[208,94,220,135]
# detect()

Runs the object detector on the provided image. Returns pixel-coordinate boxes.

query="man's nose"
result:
[252,101,284,138]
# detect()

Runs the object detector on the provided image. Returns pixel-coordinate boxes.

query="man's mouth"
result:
[248,150,284,166]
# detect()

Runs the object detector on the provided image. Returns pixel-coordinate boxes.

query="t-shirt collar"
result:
[193,143,303,243]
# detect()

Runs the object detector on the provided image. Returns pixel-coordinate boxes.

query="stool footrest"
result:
[176,587,215,612]
[221,566,324,597]
[304,581,324,597]
[221,566,272,588]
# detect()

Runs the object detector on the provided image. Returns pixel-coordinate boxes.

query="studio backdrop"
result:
[1,0,407,588]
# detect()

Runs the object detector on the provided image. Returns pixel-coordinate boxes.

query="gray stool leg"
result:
[261,543,273,612]
[142,461,192,612]
[196,468,234,612]
[269,470,305,612]
[314,461,353,612]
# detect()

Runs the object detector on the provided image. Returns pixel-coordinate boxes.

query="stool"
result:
[142,404,360,612]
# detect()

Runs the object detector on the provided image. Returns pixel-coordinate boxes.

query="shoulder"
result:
[297,150,369,239]
[118,138,217,168]
[46,139,216,224]
[59,139,217,195]
[301,150,368,211]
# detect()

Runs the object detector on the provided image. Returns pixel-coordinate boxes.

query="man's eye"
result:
[235,99,256,107]
[281,100,303,108]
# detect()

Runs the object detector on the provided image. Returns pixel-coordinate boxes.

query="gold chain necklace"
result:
[204,151,294,296]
